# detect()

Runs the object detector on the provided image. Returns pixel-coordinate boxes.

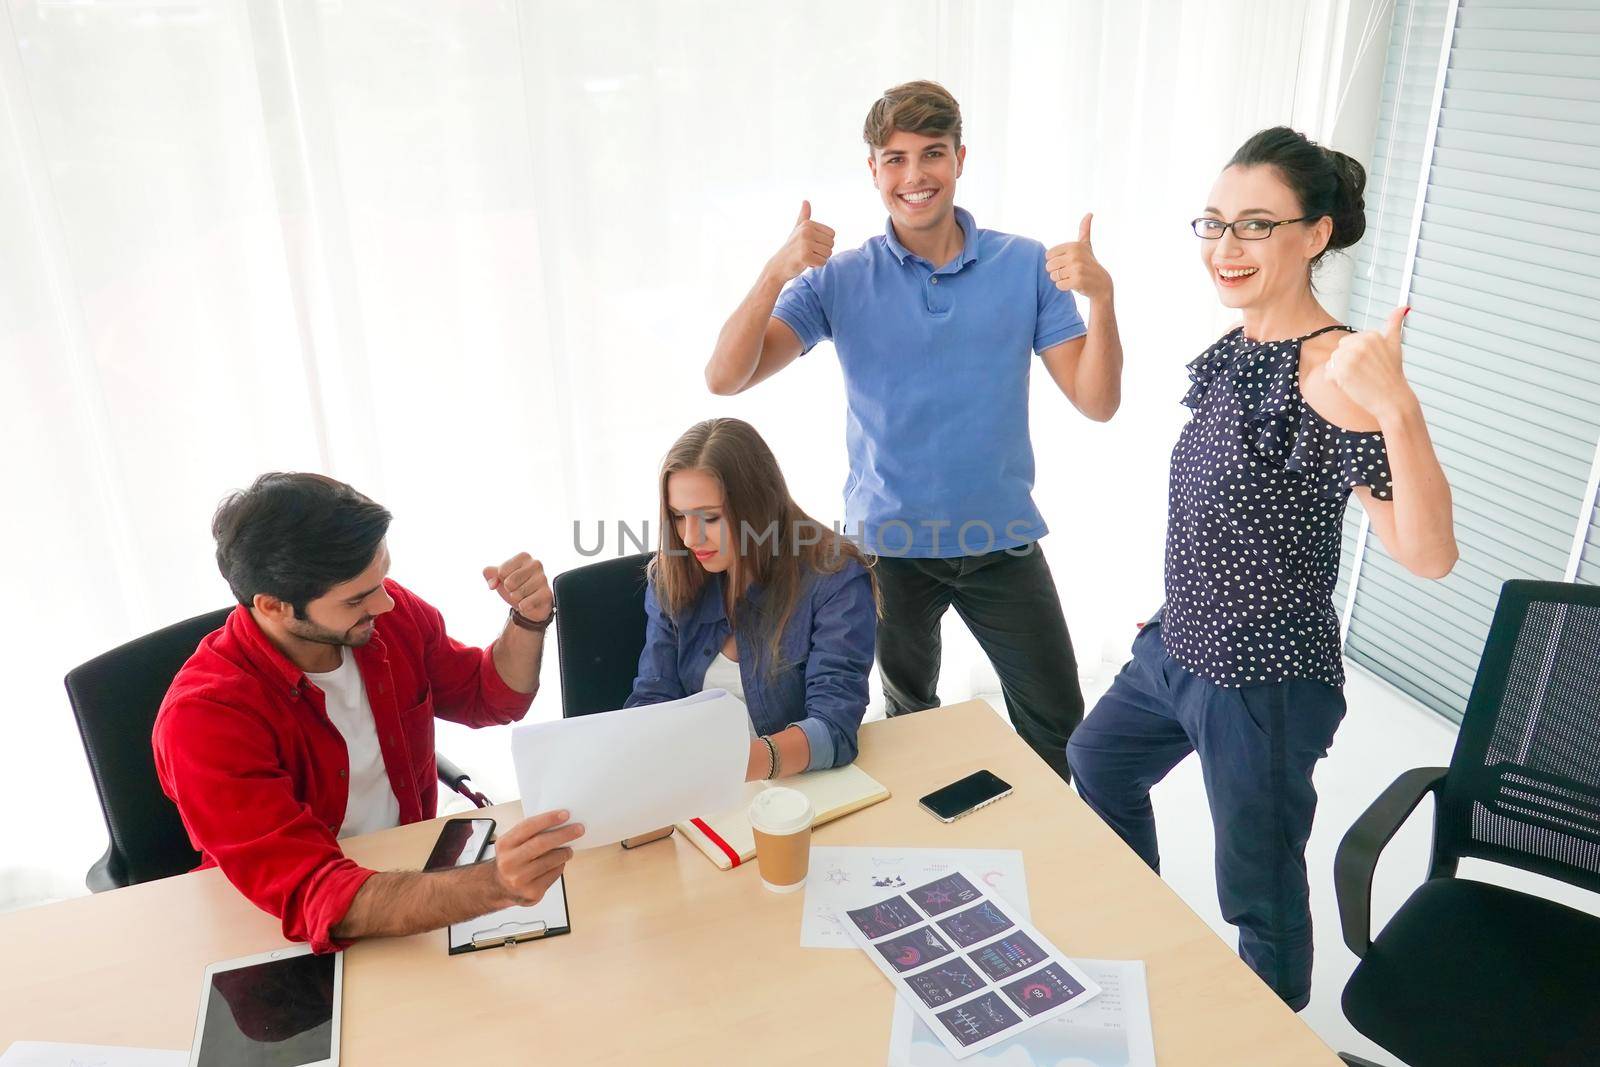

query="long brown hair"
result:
[650,418,877,668]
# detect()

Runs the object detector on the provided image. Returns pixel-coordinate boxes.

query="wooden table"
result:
[0,701,1339,1065]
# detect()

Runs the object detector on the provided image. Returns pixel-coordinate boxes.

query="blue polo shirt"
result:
[772,207,1086,558]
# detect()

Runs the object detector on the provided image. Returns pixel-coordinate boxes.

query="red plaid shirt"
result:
[153,579,532,952]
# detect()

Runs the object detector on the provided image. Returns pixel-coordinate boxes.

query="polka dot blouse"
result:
[1160,325,1394,688]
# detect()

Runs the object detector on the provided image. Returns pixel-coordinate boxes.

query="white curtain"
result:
[0,0,1386,905]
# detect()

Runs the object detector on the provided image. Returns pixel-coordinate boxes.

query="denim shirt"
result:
[623,561,876,771]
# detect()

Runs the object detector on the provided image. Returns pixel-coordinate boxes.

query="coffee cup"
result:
[748,786,814,893]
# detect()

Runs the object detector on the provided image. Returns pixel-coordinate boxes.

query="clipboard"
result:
[446,843,573,955]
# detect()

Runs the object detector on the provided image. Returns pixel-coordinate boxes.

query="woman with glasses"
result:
[1065,126,1457,1010]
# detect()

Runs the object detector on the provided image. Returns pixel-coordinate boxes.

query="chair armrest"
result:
[1335,765,1447,958]
[436,752,492,809]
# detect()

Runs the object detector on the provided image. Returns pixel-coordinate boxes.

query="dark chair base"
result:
[1343,878,1600,1067]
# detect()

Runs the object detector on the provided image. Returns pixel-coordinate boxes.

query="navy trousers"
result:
[1065,619,1345,1010]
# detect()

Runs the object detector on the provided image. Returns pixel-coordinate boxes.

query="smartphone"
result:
[423,817,495,871]
[919,770,1013,823]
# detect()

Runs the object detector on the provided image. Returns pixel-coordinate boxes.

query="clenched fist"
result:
[1328,306,1416,422]
[483,552,553,624]
[766,200,835,283]
[1045,213,1112,304]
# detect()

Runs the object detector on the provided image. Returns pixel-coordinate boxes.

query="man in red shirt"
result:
[154,473,582,952]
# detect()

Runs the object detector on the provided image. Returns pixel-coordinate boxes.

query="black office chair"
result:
[550,552,654,718]
[66,607,492,893]
[1335,580,1600,1067]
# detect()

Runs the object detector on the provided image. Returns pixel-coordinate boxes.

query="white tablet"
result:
[188,943,342,1067]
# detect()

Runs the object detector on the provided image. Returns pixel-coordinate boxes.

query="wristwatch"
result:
[508,606,555,633]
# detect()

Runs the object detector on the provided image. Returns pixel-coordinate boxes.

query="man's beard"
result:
[287,615,375,648]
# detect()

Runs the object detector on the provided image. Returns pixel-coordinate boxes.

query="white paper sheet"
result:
[803,847,1029,949]
[843,868,1101,1060]
[0,1043,186,1067]
[888,959,1157,1067]
[447,844,570,950]
[511,689,748,848]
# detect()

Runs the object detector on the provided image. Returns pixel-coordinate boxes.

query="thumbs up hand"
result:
[1044,213,1112,303]
[1327,306,1417,422]
[768,200,836,283]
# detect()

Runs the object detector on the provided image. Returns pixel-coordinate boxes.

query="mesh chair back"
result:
[1435,580,1600,892]
[551,553,654,718]
[64,607,233,888]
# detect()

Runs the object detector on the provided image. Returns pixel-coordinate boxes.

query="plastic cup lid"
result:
[748,785,813,835]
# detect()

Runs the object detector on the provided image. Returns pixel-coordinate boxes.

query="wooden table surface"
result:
[0,700,1339,1065]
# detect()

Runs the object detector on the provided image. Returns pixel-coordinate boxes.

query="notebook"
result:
[677,763,891,870]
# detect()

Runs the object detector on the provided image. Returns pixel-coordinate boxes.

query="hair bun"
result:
[1322,147,1367,251]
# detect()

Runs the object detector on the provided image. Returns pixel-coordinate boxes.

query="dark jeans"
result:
[1065,619,1346,1010]
[875,544,1083,782]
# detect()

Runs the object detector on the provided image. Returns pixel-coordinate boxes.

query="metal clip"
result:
[469,920,548,950]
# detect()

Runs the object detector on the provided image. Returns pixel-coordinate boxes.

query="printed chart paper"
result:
[844,869,1100,1059]
[0,1044,185,1067]
[802,846,1028,949]
[512,689,747,847]
[887,959,1157,1067]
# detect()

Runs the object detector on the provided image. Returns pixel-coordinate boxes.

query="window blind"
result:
[1341,0,1600,721]
[1577,488,1600,582]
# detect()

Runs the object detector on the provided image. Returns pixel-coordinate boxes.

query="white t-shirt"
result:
[306,648,402,838]
[701,651,756,737]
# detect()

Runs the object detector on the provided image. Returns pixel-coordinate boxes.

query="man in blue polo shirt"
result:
[705,80,1122,781]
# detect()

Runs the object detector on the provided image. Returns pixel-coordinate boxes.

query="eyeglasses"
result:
[1190,216,1313,240]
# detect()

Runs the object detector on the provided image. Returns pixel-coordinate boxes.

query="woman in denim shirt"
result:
[625,418,878,781]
